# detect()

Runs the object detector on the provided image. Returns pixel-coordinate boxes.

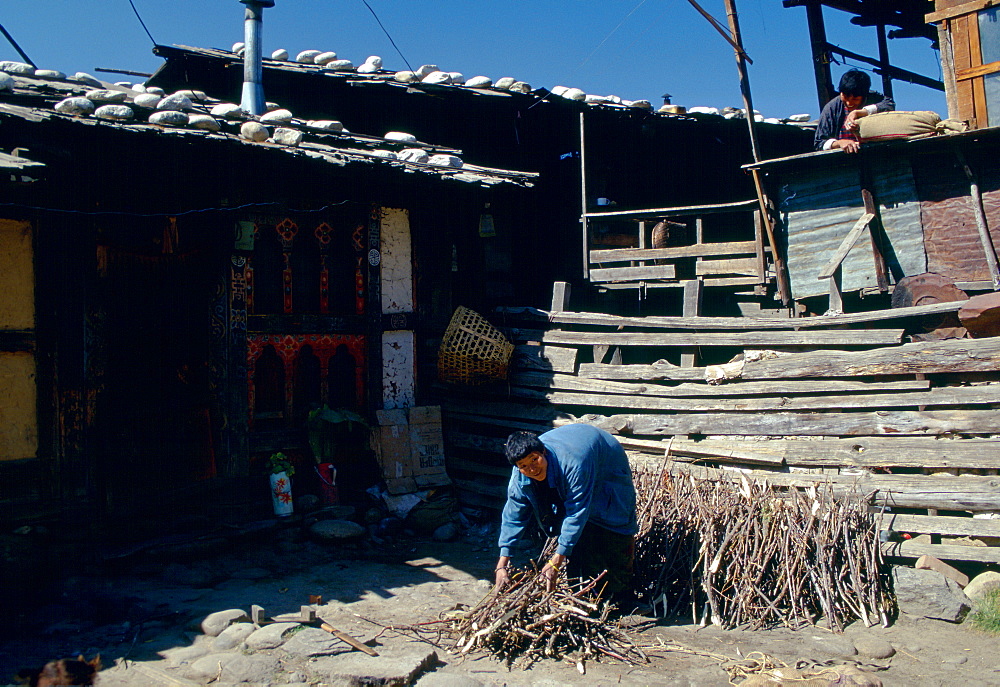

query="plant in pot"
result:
[268,451,295,517]
[307,405,370,505]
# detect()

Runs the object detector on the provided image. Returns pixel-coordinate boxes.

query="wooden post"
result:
[722,0,792,305]
[876,24,894,100]
[551,281,571,312]
[937,23,960,120]
[861,188,889,292]
[579,112,590,279]
[681,280,703,367]
[804,0,834,111]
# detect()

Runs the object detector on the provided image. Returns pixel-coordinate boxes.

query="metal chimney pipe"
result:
[239,0,274,116]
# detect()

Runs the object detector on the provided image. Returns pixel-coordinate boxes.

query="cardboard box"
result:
[373,405,451,494]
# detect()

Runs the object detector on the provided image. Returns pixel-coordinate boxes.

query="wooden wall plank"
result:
[589,265,676,282]
[882,540,1000,563]
[537,329,904,347]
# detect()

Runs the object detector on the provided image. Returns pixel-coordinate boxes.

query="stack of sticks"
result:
[446,559,647,669]
[633,466,892,631]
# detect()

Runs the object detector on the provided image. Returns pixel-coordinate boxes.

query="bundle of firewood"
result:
[446,560,647,669]
[633,465,893,631]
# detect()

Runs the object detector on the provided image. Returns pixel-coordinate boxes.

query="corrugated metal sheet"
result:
[778,157,926,300]
[915,151,1000,282]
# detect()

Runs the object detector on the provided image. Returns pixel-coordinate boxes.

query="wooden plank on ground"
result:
[510,370,930,397]
[508,384,999,412]
[496,302,966,330]
[881,540,1000,563]
[740,336,1000,379]
[537,329,904,347]
[591,241,758,263]
[582,409,1000,437]
[588,265,676,282]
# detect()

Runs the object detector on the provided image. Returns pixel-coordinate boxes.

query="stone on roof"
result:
[0,61,34,75]
[422,71,452,85]
[508,81,531,93]
[189,114,221,131]
[158,93,193,111]
[211,103,244,119]
[134,93,162,108]
[397,148,429,163]
[416,65,438,78]
[271,49,289,61]
[393,71,418,83]
[272,128,303,146]
[240,121,269,142]
[384,132,417,143]
[465,76,492,88]
[306,120,344,132]
[232,42,245,54]
[95,104,134,121]
[494,77,516,89]
[314,52,339,66]
[296,50,323,64]
[324,60,353,71]
[357,56,382,74]
[71,72,103,87]
[54,97,94,115]
[36,70,66,79]
[261,109,294,124]
[0,73,13,92]
[86,89,128,103]
[150,111,189,126]
[428,154,462,168]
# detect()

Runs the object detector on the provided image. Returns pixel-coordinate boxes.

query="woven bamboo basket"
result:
[437,306,514,385]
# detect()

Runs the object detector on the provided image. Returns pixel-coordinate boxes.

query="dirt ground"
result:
[3,522,999,687]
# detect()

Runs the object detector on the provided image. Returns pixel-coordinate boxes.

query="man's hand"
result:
[844,109,863,131]
[541,553,567,592]
[832,138,861,154]
[494,556,511,588]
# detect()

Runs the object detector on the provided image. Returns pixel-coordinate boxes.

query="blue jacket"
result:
[498,424,638,558]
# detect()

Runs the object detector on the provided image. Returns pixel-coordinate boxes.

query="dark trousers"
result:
[565,521,635,598]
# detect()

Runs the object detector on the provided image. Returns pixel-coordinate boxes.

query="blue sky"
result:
[2,0,947,119]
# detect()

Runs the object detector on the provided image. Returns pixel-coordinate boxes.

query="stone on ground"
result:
[188,652,280,683]
[807,633,857,657]
[964,571,1000,605]
[212,621,256,650]
[851,634,895,659]
[308,643,437,685]
[245,621,300,649]
[893,567,971,622]
[311,519,366,540]
[281,626,351,657]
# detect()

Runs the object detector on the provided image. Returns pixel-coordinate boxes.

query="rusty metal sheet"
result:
[915,151,1000,283]
[778,157,926,301]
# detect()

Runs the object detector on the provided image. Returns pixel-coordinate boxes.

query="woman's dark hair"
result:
[838,69,871,97]
[505,431,544,465]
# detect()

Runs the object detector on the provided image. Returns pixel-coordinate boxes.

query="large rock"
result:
[245,621,300,650]
[508,81,531,93]
[416,65,438,78]
[394,71,418,83]
[34,69,66,79]
[308,644,437,685]
[212,621,255,650]
[240,121,269,142]
[851,634,895,660]
[0,72,13,92]
[959,292,1000,338]
[272,127,303,146]
[271,48,289,61]
[561,88,586,101]
[964,571,1000,605]
[94,105,134,121]
[280,626,349,657]
[494,77,516,89]
[231,42,245,54]
[54,97,94,115]
[893,566,970,622]
[189,653,279,683]
[465,76,492,88]
[201,608,250,636]
[149,111,189,126]
[310,519,366,541]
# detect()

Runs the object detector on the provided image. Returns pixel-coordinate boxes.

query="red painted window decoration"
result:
[275,218,299,314]
[247,334,365,427]
[314,223,333,315]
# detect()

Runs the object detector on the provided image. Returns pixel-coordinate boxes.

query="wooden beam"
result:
[508,384,1000,413]
[817,212,875,280]
[882,540,1000,563]
[588,265,676,282]
[681,280,703,368]
[862,188,890,292]
[534,329,904,347]
[926,0,998,24]
[578,362,706,381]
[957,59,1000,81]
[696,257,760,276]
[551,281,571,312]
[510,370,931,396]
[512,344,577,374]
[879,512,1000,538]
[591,240,758,263]
[582,409,1000,437]
[583,199,757,220]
